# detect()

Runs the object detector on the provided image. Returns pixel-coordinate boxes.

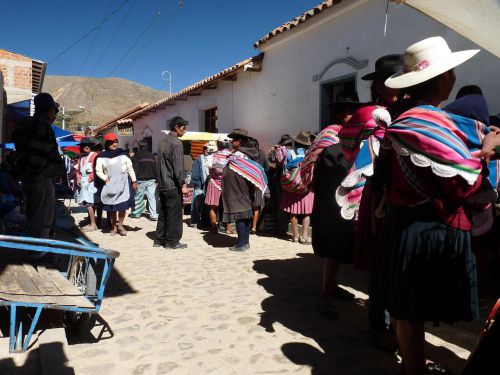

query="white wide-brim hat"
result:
[385,36,479,89]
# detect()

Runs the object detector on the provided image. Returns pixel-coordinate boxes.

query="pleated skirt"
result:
[205,182,222,206]
[379,203,479,325]
[280,190,314,215]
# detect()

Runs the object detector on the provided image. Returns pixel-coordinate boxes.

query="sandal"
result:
[251,228,257,235]
[332,286,355,301]
[299,237,311,245]
[109,229,117,236]
[290,237,300,243]
[81,224,97,232]
[117,227,127,236]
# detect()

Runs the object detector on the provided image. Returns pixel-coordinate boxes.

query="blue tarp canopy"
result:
[1,102,80,150]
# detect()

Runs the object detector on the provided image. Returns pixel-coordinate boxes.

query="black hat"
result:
[361,54,404,81]
[80,137,99,146]
[278,134,293,146]
[138,139,148,149]
[228,128,250,140]
[327,91,361,108]
[34,92,60,113]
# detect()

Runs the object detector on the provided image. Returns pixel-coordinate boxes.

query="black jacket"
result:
[158,132,185,190]
[132,150,157,181]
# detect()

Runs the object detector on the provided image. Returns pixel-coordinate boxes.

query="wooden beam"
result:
[188,91,201,96]
[177,96,188,101]
[205,83,217,89]
[223,74,237,81]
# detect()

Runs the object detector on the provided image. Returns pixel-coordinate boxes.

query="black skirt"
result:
[380,203,479,325]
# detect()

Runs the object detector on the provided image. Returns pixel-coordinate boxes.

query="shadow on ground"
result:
[202,232,237,248]
[253,253,469,375]
[0,342,75,375]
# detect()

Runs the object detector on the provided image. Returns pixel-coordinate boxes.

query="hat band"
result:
[403,60,430,73]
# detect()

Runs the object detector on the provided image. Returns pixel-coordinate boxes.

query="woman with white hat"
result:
[377,37,496,375]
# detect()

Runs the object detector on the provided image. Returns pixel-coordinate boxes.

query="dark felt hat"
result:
[228,128,250,140]
[293,130,312,147]
[278,134,293,146]
[361,54,404,81]
[80,137,99,146]
[327,91,361,108]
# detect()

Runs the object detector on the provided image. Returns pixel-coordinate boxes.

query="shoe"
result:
[150,217,158,222]
[332,286,355,301]
[130,215,140,219]
[229,244,250,252]
[164,242,188,249]
[250,228,257,235]
[153,242,163,248]
[189,223,197,228]
[316,300,339,319]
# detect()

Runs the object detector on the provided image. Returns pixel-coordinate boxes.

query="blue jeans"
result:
[190,187,205,225]
[133,180,158,219]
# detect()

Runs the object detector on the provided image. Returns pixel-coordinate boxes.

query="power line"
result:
[90,0,138,76]
[78,0,115,76]
[119,1,179,76]
[49,0,131,64]
[108,3,167,76]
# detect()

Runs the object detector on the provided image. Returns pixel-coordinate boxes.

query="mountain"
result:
[43,76,169,128]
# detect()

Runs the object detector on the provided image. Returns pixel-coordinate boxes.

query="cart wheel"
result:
[63,256,97,334]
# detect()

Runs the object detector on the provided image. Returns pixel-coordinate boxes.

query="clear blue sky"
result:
[1,0,321,92]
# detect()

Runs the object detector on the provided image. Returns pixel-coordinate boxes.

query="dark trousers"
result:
[155,188,183,246]
[24,176,55,238]
[236,219,251,247]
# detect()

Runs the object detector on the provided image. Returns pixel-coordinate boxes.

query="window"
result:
[320,75,356,129]
[204,107,218,133]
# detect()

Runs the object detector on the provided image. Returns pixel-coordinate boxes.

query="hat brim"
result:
[292,138,312,146]
[228,133,250,139]
[279,139,293,146]
[385,49,479,89]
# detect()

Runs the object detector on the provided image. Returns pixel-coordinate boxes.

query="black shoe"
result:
[153,242,163,248]
[229,244,250,252]
[164,242,188,249]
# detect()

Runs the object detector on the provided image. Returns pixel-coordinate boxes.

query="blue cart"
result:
[0,234,119,353]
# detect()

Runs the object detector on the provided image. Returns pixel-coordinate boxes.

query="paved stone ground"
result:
[64,205,484,375]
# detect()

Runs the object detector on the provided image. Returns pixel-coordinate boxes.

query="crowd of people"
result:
[4,36,500,374]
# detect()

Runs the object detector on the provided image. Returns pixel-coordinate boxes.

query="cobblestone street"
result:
[55,205,479,375]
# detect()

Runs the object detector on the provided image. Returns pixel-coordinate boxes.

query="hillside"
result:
[43,75,168,128]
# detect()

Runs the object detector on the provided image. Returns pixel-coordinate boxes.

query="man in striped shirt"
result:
[13,93,65,238]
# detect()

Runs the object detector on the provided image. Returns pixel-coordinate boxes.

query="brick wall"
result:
[13,66,31,89]
[0,49,33,103]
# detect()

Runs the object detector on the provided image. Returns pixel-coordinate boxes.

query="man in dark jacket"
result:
[12,93,65,238]
[131,139,158,220]
[155,116,189,249]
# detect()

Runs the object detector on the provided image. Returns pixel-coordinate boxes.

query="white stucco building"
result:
[117,0,500,152]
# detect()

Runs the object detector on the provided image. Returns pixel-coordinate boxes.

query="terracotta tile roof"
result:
[95,103,150,132]
[127,54,264,120]
[254,0,341,48]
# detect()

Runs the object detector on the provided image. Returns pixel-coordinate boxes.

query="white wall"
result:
[131,0,500,152]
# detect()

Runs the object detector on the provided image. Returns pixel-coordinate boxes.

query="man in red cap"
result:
[13,93,66,238]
